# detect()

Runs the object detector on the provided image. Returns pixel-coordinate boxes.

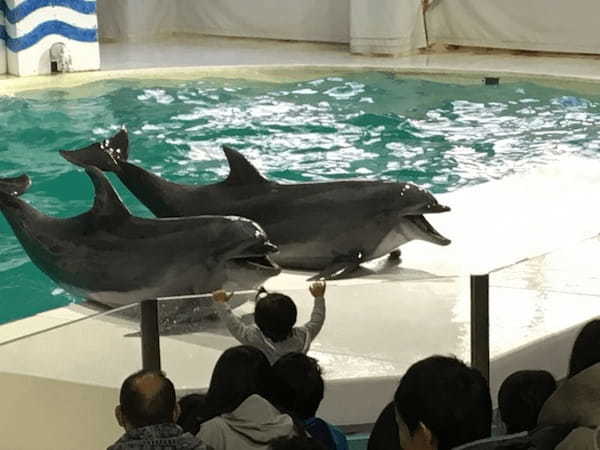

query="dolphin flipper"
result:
[308,253,362,281]
[60,128,129,172]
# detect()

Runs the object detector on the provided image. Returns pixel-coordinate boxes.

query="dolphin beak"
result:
[427,204,451,213]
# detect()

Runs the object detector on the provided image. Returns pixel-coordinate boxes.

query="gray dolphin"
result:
[60,129,451,279]
[0,167,280,307]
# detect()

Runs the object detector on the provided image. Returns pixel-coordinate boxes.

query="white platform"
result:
[1,158,599,425]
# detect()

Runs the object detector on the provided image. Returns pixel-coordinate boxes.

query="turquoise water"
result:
[1,72,600,323]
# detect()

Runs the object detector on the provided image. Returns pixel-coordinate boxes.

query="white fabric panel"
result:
[350,0,426,55]
[178,0,349,43]
[97,0,178,41]
[427,0,600,54]
[97,0,349,43]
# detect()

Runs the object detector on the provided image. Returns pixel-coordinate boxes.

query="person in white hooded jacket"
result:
[197,345,296,450]
[537,319,600,450]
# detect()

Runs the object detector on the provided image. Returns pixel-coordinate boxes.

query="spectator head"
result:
[568,319,600,378]
[271,353,324,419]
[270,436,327,450]
[255,290,297,342]
[393,355,492,450]
[205,345,273,417]
[115,369,179,431]
[498,370,556,434]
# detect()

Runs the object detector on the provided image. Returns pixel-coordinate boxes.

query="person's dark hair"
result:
[255,293,297,342]
[394,355,492,450]
[271,353,324,419]
[498,370,556,434]
[205,345,273,418]
[568,319,600,378]
[119,369,176,429]
[270,436,328,450]
[177,393,208,435]
[367,402,398,450]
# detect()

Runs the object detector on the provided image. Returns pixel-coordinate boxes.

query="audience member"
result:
[109,369,206,450]
[537,319,600,449]
[567,318,600,378]
[270,436,328,450]
[367,402,398,450]
[212,282,326,364]
[498,370,557,434]
[198,345,295,450]
[178,393,208,436]
[271,353,348,450]
[369,355,491,450]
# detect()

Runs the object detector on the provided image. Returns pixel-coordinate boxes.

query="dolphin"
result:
[0,167,280,308]
[60,129,451,279]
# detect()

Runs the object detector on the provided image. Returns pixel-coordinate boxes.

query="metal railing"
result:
[139,281,492,380]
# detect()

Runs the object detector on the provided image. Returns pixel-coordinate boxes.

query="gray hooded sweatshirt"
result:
[197,394,295,450]
[538,362,600,450]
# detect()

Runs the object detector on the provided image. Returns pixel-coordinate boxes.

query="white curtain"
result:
[427,0,600,54]
[350,0,427,55]
[97,0,349,43]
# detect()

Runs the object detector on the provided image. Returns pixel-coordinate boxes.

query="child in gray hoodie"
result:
[212,282,326,364]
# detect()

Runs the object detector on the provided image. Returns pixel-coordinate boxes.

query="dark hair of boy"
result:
[394,355,492,450]
[119,369,176,429]
[255,293,298,342]
[271,352,324,419]
[204,345,274,418]
[568,319,600,378]
[498,370,557,434]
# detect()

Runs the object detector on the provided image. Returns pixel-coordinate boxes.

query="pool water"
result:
[1,72,600,323]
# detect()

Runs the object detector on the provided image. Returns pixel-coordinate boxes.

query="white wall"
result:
[0,372,121,450]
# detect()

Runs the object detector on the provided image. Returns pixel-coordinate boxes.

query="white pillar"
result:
[5,0,100,77]
[350,0,427,55]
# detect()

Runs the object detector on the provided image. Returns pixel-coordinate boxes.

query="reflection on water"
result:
[1,72,600,323]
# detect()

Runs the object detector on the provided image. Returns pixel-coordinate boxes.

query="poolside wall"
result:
[97,0,600,56]
[4,0,100,76]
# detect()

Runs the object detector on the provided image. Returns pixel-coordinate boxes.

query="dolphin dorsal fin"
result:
[85,167,131,220]
[223,146,270,185]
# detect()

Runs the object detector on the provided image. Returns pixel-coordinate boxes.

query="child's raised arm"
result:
[212,289,263,346]
[304,281,326,339]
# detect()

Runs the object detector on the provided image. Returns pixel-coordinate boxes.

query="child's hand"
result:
[309,281,326,297]
[212,289,233,303]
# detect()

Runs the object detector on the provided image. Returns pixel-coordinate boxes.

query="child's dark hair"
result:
[255,292,297,342]
[271,352,324,419]
[498,370,557,434]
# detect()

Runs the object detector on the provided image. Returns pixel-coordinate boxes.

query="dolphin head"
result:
[208,216,281,290]
[389,182,450,215]
[379,181,451,247]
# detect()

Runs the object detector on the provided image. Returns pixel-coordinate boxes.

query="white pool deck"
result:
[1,37,600,447]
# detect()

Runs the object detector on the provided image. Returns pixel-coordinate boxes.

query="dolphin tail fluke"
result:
[0,174,31,197]
[59,128,129,172]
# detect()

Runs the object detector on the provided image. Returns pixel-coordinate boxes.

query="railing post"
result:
[470,274,490,382]
[140,299,161,371]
